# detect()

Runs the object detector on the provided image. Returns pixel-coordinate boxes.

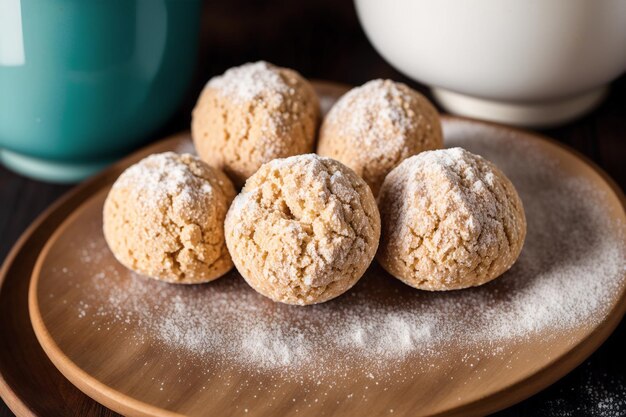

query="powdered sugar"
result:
[193,61,318,188]
[377,146,526,290]
[113,152,214,210]
[224,153,379,305]
[318,79,442,195]
[206,61,293,104]
[326,80,418,156]
[531,363,626,417]
[60,122,625,389]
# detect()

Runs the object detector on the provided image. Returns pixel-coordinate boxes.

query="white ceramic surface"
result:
[355,0,626,127]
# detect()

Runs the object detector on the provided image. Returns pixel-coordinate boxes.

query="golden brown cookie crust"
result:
[317,79,443,196]
[192,61,320,188]
[225,154,381,305]
[377,148,526,291]
[103,152,236,284]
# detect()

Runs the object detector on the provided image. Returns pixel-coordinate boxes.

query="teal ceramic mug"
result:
[0,0,201,182]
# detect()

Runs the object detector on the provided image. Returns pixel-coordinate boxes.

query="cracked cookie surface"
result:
[192,61,320,188]
[377,148,526,291]
[103,152,236,284]
[317,79,443,196]
[225,154,381,305]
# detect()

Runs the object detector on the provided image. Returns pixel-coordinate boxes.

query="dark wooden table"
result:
[1,1,625,416]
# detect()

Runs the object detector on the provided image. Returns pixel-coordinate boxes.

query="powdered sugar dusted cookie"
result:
[225,154,381,305]
[192,61,320,188]
[377,148,526,290]
[103,152,236,284]
[317,79,442,196]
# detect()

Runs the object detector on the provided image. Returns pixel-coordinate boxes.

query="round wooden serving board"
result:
[2,82,625,417]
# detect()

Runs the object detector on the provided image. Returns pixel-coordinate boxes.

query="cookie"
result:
[225,154,381,305]
[103,152,236,284]
[377,148,526,290]
[192,61,320,187]
[317,79,442,195]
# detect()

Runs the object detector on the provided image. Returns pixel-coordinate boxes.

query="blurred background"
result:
[129,0,625,186]
[1,0,625,416]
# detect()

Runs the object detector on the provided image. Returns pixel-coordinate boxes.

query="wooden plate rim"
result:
[28,118,626,417]
[0,101,622,416]
[29,189,185,417]
[0,132,189,417]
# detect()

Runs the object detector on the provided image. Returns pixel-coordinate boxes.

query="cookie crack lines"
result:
[225,154,381,305]
[103,63,526,308]
[192,61,320,188]
[317,79,443,196]
[320,158,376,245]
[377,148,526,291]
[103,152,236,284]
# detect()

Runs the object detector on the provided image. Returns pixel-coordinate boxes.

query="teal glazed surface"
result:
[0,0,200,180]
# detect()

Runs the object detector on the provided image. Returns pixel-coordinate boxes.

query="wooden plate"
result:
[3,82,624,417]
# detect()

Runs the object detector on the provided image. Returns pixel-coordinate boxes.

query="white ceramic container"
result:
[355,0,626,127]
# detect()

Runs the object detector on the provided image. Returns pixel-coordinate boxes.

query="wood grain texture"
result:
[23,114,626,417]
[1,0,625,415]
[0,135,193,417]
